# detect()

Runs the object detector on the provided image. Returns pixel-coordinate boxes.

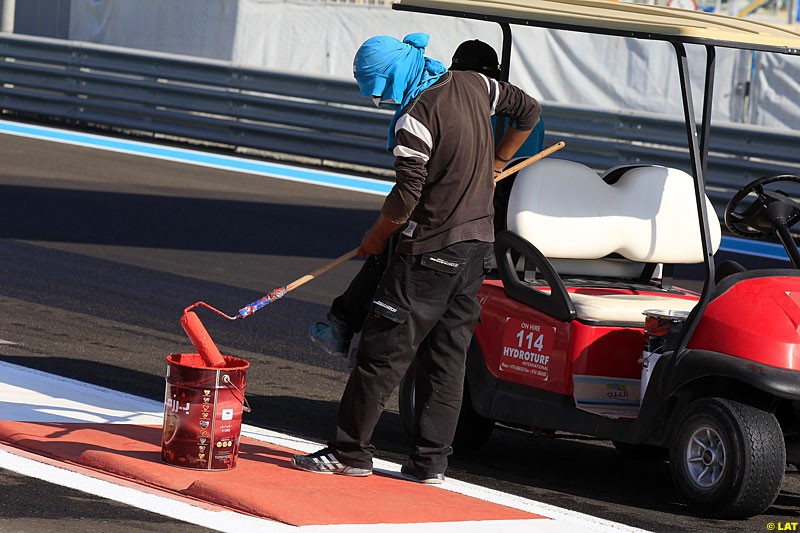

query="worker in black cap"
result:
[450,39,547,233]
[450,39,502,79]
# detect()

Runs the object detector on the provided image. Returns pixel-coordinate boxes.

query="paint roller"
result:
[180,141,566,367]
[180,310,227,368]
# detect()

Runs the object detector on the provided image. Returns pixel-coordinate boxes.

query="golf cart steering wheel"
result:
[724,174,800,239]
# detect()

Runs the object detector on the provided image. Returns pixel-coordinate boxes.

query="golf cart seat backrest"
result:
[499,160,722,324]
[507,159,721,276]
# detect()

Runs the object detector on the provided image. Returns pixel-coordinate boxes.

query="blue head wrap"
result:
[353,33,447,150]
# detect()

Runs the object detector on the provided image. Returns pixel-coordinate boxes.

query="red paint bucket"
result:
[643,309,690,354]
[161,353,250,470]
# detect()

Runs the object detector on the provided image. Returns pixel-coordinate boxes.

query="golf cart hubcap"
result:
[686,426,726,488]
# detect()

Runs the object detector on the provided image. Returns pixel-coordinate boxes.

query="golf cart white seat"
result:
[505,159,722,324]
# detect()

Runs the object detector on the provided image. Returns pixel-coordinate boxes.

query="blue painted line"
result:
[0,119,393,197]
[720,235,790,262]
[1,119,794,263]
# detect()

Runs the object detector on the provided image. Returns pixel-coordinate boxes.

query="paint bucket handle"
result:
[222,374,251,413]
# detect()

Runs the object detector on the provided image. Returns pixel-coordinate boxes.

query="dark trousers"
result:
[329,252,388,333]
[331,240,493,474]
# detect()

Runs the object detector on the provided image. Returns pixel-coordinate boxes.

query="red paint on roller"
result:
[180,311,226,368]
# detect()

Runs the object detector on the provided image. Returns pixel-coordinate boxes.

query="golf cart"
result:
[394,0,800,519]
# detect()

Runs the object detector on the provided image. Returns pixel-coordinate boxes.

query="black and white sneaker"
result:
[291,448,372,477]
[400,460,445,484]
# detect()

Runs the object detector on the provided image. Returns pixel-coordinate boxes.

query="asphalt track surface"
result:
[0,128,798,532]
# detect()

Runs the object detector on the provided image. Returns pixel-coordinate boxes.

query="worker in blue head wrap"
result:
[294,31,541,485]
[353,32,447,149]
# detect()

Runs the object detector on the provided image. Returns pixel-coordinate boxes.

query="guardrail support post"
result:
[1,0,14,33]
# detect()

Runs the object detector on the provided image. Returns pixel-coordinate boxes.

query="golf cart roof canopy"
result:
[394,0,800,54]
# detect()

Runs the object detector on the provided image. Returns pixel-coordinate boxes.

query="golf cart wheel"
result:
[669,397,785,518]
[612,440,669,461]
[398,364,494,454]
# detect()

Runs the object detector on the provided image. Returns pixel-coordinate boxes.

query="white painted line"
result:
[299,520,596,532]
[0,339,18,346]
[0,361,649,532]
[0,360,163,425]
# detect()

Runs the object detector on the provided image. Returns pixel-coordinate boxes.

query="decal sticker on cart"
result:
[499,318,556,380]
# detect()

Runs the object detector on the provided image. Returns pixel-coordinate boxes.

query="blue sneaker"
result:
[309,318,353,358]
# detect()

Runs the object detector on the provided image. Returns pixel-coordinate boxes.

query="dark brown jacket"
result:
[383,70,541,255]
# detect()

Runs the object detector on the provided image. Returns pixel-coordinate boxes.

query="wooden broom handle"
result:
[494,141,566,183]
[285,248,360,292]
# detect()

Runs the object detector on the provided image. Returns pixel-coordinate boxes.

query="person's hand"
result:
[357,227,387,258]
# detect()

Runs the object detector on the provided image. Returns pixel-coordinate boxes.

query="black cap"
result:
[450,39,501,80]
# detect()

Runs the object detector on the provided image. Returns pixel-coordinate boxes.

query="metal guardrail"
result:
[0,34,396,169]
[0,33,798,216]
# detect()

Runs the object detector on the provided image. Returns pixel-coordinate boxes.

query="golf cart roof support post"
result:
[671,40,716,356]
[699,45,716,181]
[492,22,513,142]
[500,22,512,83]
